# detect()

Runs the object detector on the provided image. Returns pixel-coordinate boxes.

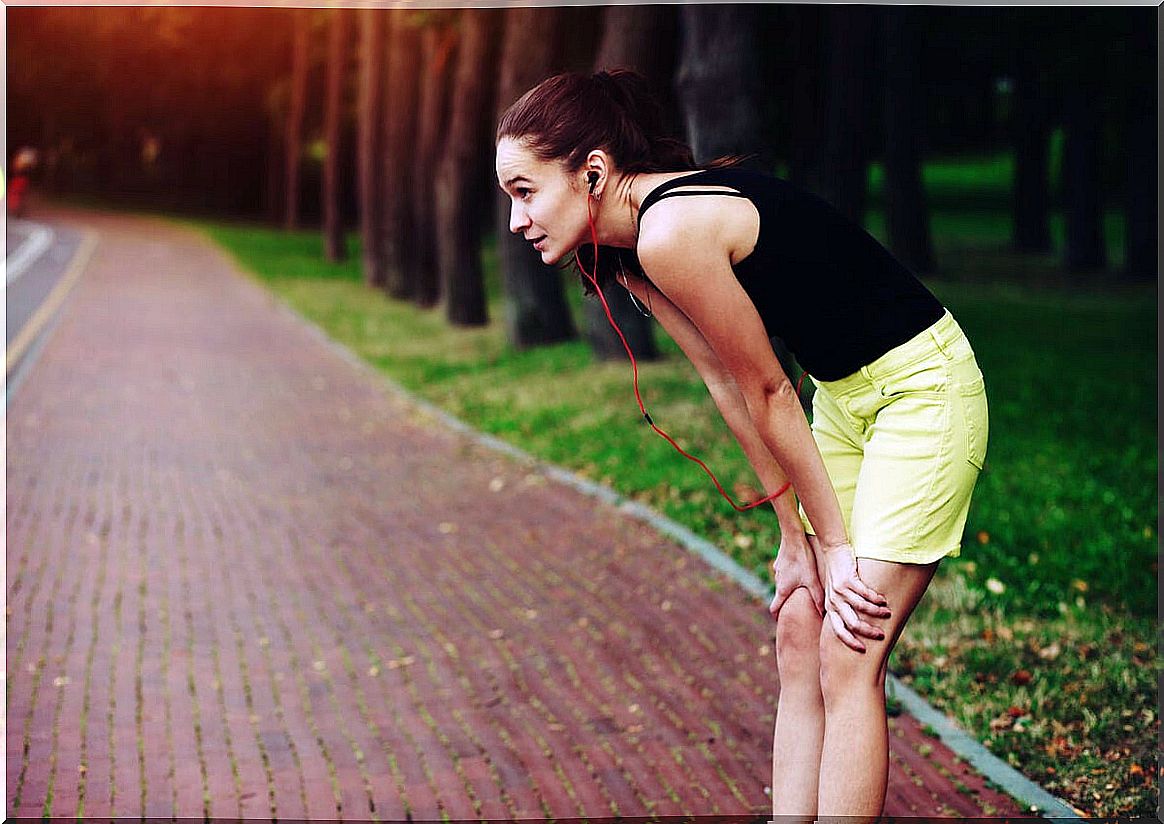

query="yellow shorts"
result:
[798,309,989,565]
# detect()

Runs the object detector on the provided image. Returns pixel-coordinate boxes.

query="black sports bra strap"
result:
[637,186,750,229]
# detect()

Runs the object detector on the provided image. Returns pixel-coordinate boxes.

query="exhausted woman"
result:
[494,69,988,819]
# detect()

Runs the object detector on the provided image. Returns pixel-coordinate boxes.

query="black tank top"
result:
[636,167,945,382]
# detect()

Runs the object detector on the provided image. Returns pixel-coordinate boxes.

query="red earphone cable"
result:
[573,193,805,513]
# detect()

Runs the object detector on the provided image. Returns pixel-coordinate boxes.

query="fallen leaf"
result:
[1011,669,1033,686]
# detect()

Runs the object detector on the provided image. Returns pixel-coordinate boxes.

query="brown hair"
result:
[497,69,747,295]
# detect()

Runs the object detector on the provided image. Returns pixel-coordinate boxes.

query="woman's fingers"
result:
[826,608,866,653]
[847,575,889,607]
[838,577,889,614]
[835,598,885,641]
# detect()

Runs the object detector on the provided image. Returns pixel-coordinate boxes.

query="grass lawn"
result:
[160,153,1157,817]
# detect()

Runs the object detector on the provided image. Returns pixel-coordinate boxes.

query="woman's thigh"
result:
[811,542,939,681]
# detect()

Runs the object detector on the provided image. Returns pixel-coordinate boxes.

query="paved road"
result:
[6,217,87,349]
[5,203,1026,821]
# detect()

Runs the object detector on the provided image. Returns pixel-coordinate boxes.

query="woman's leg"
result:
[814,550,939,819]
[770,587,825,819]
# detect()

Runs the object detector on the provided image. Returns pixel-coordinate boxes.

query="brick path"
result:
[6,205,1026,821]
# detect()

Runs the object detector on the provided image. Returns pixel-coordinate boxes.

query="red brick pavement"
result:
[5,205,1027,821]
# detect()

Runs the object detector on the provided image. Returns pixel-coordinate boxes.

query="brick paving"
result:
[5,205,1027,821]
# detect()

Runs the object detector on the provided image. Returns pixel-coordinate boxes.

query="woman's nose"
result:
[509,201,531,235]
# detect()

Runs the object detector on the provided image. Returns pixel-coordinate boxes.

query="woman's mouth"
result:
[530,235,547,250]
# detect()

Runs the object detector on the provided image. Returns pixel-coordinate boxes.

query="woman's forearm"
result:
[704,375,814,536]
[743,381,850,550]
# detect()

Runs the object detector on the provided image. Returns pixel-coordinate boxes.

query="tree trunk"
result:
[1010,53,1052,253]
[495,6,577,348]
[815,5,876,223]
[436,8,502,327]
[283,9,310,231]
[675,5,766,168]
[582,4,683,362]
[381,9,422,300]
[1063,78,1106,273]
[322,8,350,262]
[413,16,458,308]
[881,7,935,275]
[357,9,387,286]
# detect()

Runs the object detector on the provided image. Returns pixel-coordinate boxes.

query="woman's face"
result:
[495,136,588,266]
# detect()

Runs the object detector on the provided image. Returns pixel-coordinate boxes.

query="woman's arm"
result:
[620,264,886,644]
[633,205,850,551]
[617,271,803,531]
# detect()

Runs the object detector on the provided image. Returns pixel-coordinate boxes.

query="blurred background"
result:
[6,5,1159,816]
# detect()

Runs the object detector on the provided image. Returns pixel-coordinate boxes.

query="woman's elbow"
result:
[737,375,794,418]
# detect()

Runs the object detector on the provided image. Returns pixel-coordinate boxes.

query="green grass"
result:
[165,153,1157,816]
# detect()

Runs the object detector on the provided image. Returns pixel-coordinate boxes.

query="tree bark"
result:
[414,16,458,308]
[815,5,876,223]
[381,9,423,300]
[322,8,350,263]
[581,4,683,362]
[675,5,766,168]
[1063,78,1106,273]
[1010,53,1052,253]
[881,7,935,275]
[436,8,502,327]
[495,6,577,349]
[283,9,310,231]
[357,9,387,286]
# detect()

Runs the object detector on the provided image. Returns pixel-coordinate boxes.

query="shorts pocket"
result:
[880,359,949,399]
[957,371,989,470]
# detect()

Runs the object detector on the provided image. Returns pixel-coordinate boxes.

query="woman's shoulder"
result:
[636,168,764,267]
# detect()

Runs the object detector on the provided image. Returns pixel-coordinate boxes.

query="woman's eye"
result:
[517,188,531,199]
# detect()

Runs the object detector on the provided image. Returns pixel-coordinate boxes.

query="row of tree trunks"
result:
[292,6,1152,368]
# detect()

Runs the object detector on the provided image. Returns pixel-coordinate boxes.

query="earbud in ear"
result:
[587,171,599,193]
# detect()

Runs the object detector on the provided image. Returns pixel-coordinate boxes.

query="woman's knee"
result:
[774,589,823,683]
[817,619,888,707]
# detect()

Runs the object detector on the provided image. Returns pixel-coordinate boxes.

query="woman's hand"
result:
[768,530,825,621]
[818,540,891,652]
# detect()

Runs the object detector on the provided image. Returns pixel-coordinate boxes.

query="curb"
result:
[200,221,1082,822]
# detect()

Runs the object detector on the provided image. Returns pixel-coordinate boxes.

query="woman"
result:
[495,69,988,819]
